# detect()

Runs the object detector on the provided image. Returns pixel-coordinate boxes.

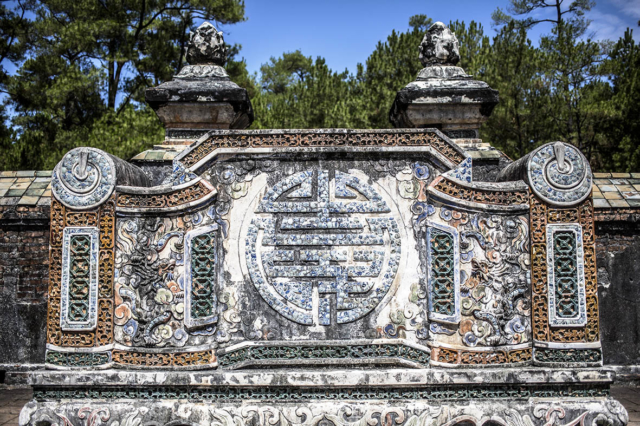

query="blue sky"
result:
[220,0,640,76]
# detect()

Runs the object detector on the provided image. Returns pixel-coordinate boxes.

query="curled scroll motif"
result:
[528,142,593,206]
[52,147,116,210]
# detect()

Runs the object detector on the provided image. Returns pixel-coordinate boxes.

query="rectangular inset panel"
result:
[184,224,219,329]
[61,227,99,331]
[426,222,460,324]
[546,223,586,327]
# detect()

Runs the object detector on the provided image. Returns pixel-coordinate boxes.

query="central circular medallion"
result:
[244,169,401,325]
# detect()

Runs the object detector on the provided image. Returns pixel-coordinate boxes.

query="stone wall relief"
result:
[414,200,531,358]
[21,399,628,426]
[201,157,443,344]
[114,205,232,349]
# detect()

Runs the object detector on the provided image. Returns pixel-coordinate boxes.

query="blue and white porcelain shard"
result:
[246,169,401,325]
[60,226,100,331]
[546,223,587,328]
[527,142,592,207]
[184,224,220,329]
[444,157,473,183]
[426,221,460,325]
[52,147,116,209]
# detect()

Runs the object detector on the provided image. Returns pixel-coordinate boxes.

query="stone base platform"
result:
[18,368,629,425]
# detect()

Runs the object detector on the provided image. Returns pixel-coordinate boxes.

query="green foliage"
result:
[0,0,246,170]
[251,56,366,129]
[602,29,640,171]
[490,0,610,167]
[480,22,553,158]
[1,4,638,174]
[260,50,313,94]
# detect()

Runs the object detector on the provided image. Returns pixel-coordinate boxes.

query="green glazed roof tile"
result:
[17,195,40,205]
[608,199,630,208]
[6,188,26,197]
[25,188,46,197]
[593,198,611,208]
[29,181,49,189]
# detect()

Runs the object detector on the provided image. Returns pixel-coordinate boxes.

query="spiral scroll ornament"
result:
[52,147,116,209]
[527,142,592,206]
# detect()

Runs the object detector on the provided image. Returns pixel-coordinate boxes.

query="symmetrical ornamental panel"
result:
[47,197,115,350]
[184,225,219,329]
[530,195,600,359]
[547,224,586,327]
[245,169,401,326]
[60,227,99,330]
[426,223,459,324]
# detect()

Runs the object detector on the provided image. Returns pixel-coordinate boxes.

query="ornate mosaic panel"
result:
[415,198,531,363]
[184,224,219,329]
[47,197,115,350]
[530,195,599,347]
[244,169,401,326]
[60,227,99,331]
[426,223,459,324]
[546,224,586,327]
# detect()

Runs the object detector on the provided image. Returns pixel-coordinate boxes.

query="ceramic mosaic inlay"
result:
[546,223,586,327]
[426,223,459,324]
[245,169,401,325]
[60,226,99,331]
[52,148,116,209]
[528,142,593,206]
[29,19,623,426]
[184,224,219,329]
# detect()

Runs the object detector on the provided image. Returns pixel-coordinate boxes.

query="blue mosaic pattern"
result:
[553,231,580,318]
[528,143,592,206]
[67,235,92,322]
[52,148,116,209]
[546,223,587,327]
[246,170,401,325]
[184,224,219,329]
[60,227,99,331]
[426,222,460,324]
[445,157,473,183]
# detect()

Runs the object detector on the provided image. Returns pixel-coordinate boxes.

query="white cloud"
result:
[587,9,631,41]
[608,0,640,19]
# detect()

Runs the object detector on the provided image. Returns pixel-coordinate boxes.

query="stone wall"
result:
[0,205,49,370]
[1,207,640,369]
[596,217,640,366]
